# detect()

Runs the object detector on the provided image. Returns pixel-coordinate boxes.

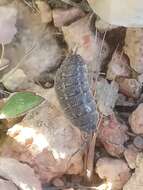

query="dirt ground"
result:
[0,0,143,190]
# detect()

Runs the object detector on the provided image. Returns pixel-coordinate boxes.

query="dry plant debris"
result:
[1,0,143,190]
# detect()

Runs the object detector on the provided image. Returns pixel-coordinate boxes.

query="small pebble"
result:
[133,136,143,149]
[53,7,85,27]
[124,28,143,74]
[36,1,52,23]
[2,69,30,92]
[124,144,139,169]
[107,51,131,80]
[129,104,143,134]
[117,78,142,99]
[98,114,128,157]
[52,178,64,187]
[96,157,131,190]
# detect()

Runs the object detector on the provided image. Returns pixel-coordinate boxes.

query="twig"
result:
[0,43,9,71]
[85,113,103,182]
[86,132,97,182]
[23,0,39,12]
[96,113,104,134]
[66,132,88,175]
[0,43,4,64]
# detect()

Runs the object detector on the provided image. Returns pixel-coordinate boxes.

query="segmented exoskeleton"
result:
[55,54,98,133]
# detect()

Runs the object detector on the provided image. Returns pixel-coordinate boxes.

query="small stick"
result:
[23,0,39,12]
[99,30,107,60]
[86,132,97,182]
[0,43,4,65]
[85,113,103,182]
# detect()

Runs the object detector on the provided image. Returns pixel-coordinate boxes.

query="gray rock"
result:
[123,153,143,190]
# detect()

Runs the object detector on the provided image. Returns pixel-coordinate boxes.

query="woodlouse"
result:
[55,54,98,133]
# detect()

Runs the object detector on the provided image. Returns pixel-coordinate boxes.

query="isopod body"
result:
[55,54,98,133]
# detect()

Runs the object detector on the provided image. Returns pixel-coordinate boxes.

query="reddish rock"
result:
[117,78,142,99]
[129,104,143,134]
[98,114,128,157]
[36,1,52,23]
[0,95,83,183]
[0,179,17,190]
[123,153,143,190]
[0,157,42,190]
[96,157,131,190]
[62,16,109,73]
[107,51,131,80]
[124,144,139,169]
[53,7,85,27]
[124,28,143,74]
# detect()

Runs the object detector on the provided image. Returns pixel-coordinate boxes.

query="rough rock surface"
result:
[0,179,17,190]
[53,7,85,27]
[117,78,142,99]
[95,79,119,116]
[3,0,62,91]
[87,0,143,27]
[124,28,143,73]
[36,1,52,23]
[129,104,143,134]
[0,5,17,44]
[134,136,143,150]
[124,144,139,169]
[96,157,131,190]
[95,18,118,32]
[107,51,131,80]
[138,73,143,84]
[0,157,42,190]
[123,153,143,190]
[98,114,128,157]
[0,89,83,183]
[116,93,135,108]
[2,69,31,91]
[62,15,109,73]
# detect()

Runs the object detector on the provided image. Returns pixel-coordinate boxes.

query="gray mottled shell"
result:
[55,54,98,133]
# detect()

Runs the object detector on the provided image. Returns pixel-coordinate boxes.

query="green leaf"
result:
[0,92,44,119]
